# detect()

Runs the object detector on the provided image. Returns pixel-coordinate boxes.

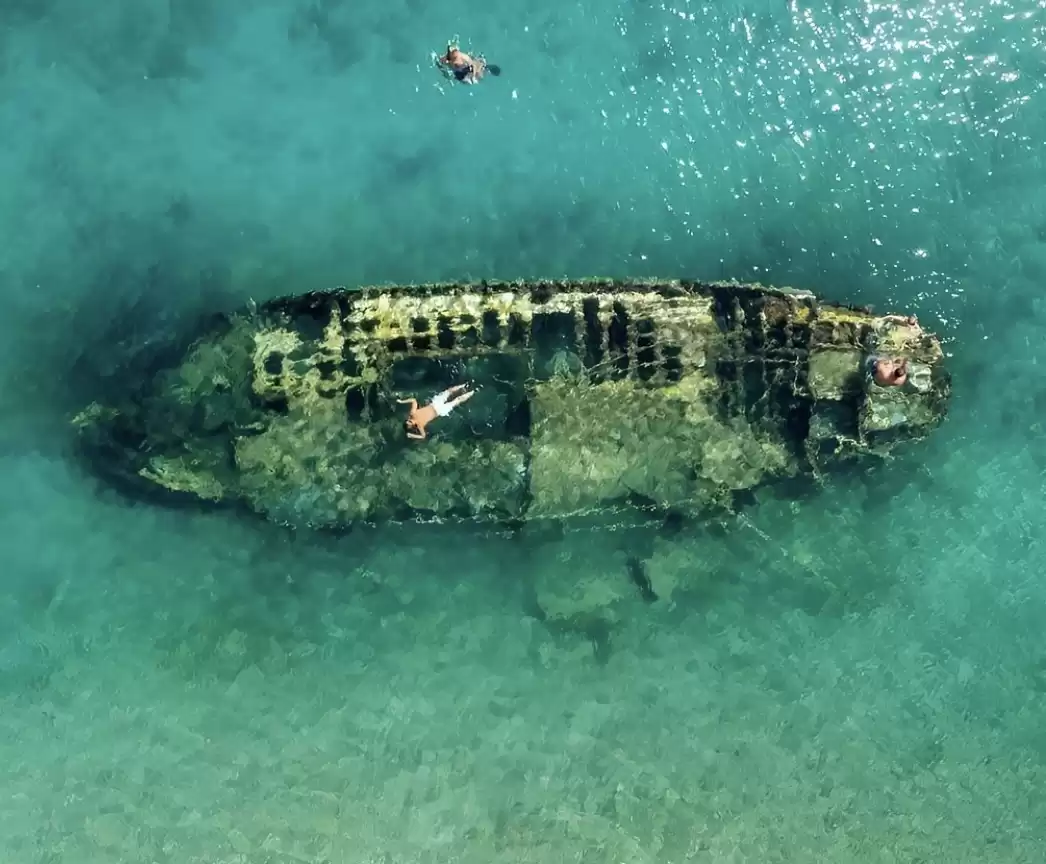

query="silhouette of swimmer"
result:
[436,43,501,85]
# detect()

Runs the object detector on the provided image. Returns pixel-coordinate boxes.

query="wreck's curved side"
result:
[72,279,951,530]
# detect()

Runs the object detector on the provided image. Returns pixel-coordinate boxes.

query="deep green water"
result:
[1,0,1045,861]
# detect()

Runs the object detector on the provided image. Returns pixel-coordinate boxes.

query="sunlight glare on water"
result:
[599,0,1043,319]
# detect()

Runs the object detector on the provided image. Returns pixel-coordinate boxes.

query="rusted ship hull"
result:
[72,279,951,531]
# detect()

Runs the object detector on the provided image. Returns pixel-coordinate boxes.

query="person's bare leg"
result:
[446,390,476,411]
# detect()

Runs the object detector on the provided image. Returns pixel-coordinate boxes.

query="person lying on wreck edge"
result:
[398,384,477,440]
[436,43,501,84]
[868,356,909,388]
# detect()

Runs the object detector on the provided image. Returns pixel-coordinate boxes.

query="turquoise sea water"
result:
[1,0,1045,861]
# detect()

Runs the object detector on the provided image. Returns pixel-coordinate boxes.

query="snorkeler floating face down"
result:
[436,43,501,85]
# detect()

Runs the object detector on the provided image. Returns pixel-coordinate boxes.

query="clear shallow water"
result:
[1,0,1045,861]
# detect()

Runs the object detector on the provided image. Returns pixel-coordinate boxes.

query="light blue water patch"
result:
[1,0,1045,861]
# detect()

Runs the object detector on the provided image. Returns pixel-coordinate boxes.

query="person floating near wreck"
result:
[868,356,909,388]
[398,384,477,440]
[436,42,501,85]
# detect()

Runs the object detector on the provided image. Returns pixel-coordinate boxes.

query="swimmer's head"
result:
[873,357,908,388]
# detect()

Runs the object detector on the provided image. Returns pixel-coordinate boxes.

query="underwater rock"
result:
[72,278,951,532]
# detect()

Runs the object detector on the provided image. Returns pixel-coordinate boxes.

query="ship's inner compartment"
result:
[373,303,681,444]
[387,352,532,441]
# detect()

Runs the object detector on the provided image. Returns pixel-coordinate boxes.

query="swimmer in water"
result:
[398,384,477,441]
[435,42,501,85]
[867,356,909,388]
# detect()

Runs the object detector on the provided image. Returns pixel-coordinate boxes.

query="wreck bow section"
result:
[72,279,951,530]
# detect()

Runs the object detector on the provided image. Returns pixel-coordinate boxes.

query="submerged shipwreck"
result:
[73,279,951,532]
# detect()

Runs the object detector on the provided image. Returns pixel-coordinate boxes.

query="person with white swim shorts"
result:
[397,383,477,441]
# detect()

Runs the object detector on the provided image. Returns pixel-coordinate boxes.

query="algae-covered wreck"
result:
[73,279,951,531]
